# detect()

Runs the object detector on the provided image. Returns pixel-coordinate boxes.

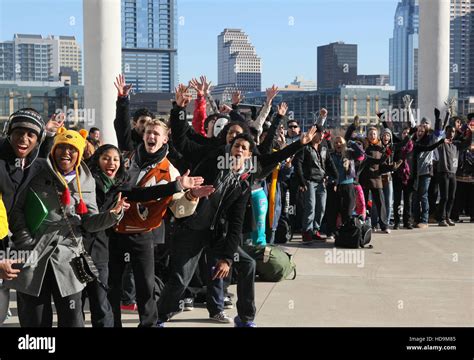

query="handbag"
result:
[55,185,100,285]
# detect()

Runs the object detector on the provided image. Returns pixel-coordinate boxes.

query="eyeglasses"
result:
[288,125,299,129]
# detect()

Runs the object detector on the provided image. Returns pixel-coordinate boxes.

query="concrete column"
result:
[83,0,121,145]
[418,0,450,123]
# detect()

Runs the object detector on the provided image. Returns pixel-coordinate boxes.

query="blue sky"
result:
[0,0,398,88]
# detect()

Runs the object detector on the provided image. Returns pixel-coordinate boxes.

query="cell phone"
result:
[11,263,24,270]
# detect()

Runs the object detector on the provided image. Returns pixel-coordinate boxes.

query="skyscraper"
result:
[389,0,419,91]
[0,34,82,84]
[59,36,82,85]
[0,42,14,81]
[450,0,473,98]
[317,42,357,89]
[121,0,178,93]
[218,29,261,93]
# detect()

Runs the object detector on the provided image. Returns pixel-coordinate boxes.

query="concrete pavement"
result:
[3,221,473,327]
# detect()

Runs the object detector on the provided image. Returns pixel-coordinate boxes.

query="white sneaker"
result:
[210,311,233,323]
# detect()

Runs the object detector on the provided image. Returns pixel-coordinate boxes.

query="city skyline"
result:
[0,0,398,89]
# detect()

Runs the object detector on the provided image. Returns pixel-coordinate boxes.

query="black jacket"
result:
[294,143,338,186]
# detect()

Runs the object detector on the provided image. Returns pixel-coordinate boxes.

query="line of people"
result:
[0,75,473,328]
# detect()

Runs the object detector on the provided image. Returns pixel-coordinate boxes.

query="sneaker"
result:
[224,296,233,309]
[183,298,194,311]
[446,219,456,226]
[325,234,335,241]
[393,223,400,230]
[403,223,413,230]
[438,220,448,227]
[210,311,233,323]
[120,303,138,312]
[312,231,325,242]
[302,231,313,243]
[234,316,257,328]
[380,228,391,234]
[416,223,428,229]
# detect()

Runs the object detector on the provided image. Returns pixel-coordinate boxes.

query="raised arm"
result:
[248,85,278,135]
[113,74,134,152]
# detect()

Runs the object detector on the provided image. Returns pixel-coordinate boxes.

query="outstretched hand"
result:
[177,169,204,189]
[300,126,318,145]
[189,185,215,198]
[266,85,279,103]
[114,74,133,97]
[110,192,130,215]
[175,84,193,107]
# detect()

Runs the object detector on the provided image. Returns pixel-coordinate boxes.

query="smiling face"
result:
[10,128,38,158]
[368,129,378,143]
[382,132,391,145]
[54,143,79,173]
[143,124,168,154]
[99,148,121,178]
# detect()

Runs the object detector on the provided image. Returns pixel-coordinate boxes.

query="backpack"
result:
[274,216,293,244]
[243,245,296,282]
[335,217,372,249]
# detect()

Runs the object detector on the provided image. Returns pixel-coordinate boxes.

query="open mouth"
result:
[105,167,116,176]
[59,155,72,166]
[16,144,29,154]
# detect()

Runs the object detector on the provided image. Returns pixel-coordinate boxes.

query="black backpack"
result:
[274,216,293,244]
[335,217,372,249]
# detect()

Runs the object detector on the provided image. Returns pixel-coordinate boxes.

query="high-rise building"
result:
[59,36,82,85]
[450,0,473,98]
[218,29,262,93]
[317,42,357,89]
[0,42,14,81]
[0,34,82,85]
[13,34,59,82]
[356,74,390,86]
[121,0,178,93]
[389,0,419,91]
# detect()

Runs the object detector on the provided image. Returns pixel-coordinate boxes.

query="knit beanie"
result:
[50,127,88,214]
[7,108,44,138]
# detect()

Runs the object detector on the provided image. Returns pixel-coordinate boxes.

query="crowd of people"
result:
[0,74,473,327]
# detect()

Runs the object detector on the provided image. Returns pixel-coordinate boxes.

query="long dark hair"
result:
[219,121,252,144]
[87,144,128,185]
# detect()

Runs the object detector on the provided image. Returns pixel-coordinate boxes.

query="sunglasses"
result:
[288,125,299,129]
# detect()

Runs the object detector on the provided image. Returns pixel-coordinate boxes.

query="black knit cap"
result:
[8,108,44,137]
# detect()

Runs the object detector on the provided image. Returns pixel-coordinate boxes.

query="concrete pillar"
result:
[83,0,121,145]
[418,0,450,123]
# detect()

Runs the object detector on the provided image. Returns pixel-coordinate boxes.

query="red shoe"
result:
[312,231,325,242]
[302,231,313,243]
[121,303,138,312]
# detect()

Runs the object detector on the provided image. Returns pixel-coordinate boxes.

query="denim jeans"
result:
[412,175,431,224]
[302,181,327,232]
[157,226,256,323]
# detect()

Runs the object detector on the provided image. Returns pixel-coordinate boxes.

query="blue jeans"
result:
[302,181,327,232]
[412,175,431,224]
[371,179,393,225]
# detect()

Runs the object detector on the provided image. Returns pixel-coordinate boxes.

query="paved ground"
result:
[3,221,473,327]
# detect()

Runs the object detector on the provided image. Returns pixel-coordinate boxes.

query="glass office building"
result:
[121,0,177,92]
